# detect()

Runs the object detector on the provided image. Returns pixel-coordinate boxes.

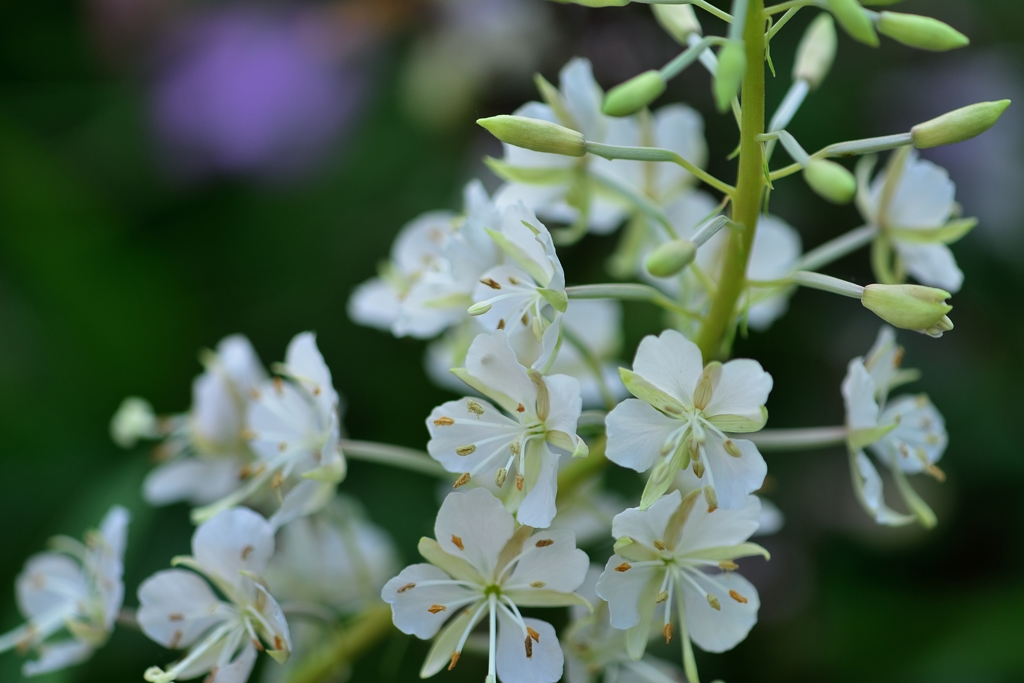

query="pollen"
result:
[274,636,284,650]
[312,386,321,396]
[663,623,673,644]
[724,440,743,458]
[511,441,521,456]
[614,562,632,572]
[719,560,738,571]
[238,465,252,480]
[524,636,533,659]
[448,652,460,671]
[480,277,502,290]
[530,581,546,588]
[527,626,540,642]
[169,613,184,622]
[434,417,455,427]
[241,545,254,560]
[498,319,506,330]
[453,473,471,488]
[516,473,525,491]
[653,540,666,550]
[451,535,465,550]
[729,590,748,604]
[535,539,554,547]
[516,403,525,413]
[707,593,721,610]
[428,604,447,614]
[397,583,416,593]
[456,445,477,456]
[656,591,668,603]
[467,401,485,416]
[495,468,508,488]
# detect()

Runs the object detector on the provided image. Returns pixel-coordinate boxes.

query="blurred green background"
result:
[2,0,1023,681]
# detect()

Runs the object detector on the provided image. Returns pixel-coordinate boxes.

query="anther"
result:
[495,468,507,488]
[511,441,521,456]
[252,638,264,651]
[169,630,182,649]
[434,417,455,427]
[481,277,502,290]
[428,604,446,614]
[453,473,471,488]
[524,636,533,659]
[707,593,721,610]
[724,440,743,458]
[521,314,529,326]
[615,562,632,572]
[448,653,460,671]
[527,627,540,642]
[456,445,476,456]
[241,545,254,560]
[692,459,705,478]
[271,472,284,490]
[498,319,506,330]
[656,591,669,603]
[719,560,738,571]
[530,581,546,588]
[663,623,673,644]
[278,441,287,452]
[926,464,946,482]
[204,667,218,683]
[169,613,184,622]
[693,365,716,411]
[517,403,525,413]
[509,276,520,285]
[274,636,284,650]
[729,590,748,604]
[703,485,719,513]
[516,474,524,491]
[653,540,666,550]
[451,535,465,550]
[535,539,554,547]
[241,429,257,441]
[467,401,485,416]
[398,583,415,593]
[273,377,284,395]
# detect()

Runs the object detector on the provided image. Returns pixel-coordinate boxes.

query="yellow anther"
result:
[453,473,471,488]
[448,652,460,671]
[653,540,666,550]
[535,539,554,547]
[428,604,446,614]
[656,591,669,603]
[527,627,540,642]
[719,560,739,571]
[926,464,946,482]
[451,535,464,550]
[434,417,455,427]
[495,468,508,488]
[480,277,501,290]
[707,593,721,610]
[397,583,415,593]
[516,474,525,491]
[456,445,476,456]
[663,623,673,644]
[729,590,748,604]
[703,485,718,513]
[693,365,717,411]
[614,562,632,572]
[467,401,485,416]
[724,440,743,458]
[530,581,546,588]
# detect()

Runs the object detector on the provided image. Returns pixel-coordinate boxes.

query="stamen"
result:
[169,613,184,622]
[241,429,257,441]
[241,545,254,560]
[719,560,738,571]
[277,441,287,452]
[428,605,447,614]
[693,366,715,411]
[516,403,525,413]
[451,535,465,550]
[169,630,182,649]
[653,540,666,550]
[481,278,502,290]
[707,594,721,610]
[467,401,485,416]
[397,583,415,593]
[663,623,673,644]
[448,652,460,671]
[498,319,506,330]
[692,459,705,478]
[527,626,540,642]
[434,417,455,427]
[204,667,219,683]
[274,635,284,650]
[729,590,749,604]
[529,581,546,588]
[273,377,284,395]
[535,539,554,548]
[656,591,669,603]
[453,473,471,488]
[724,440,743,458]
[252,638,264,652]
[509,276,520,285]
[926,464,946,482]
[515,474,524,491]
[615,562,632,572]
[703,485,719,513]
[524,636,533,658]
[456,445,476,456]
[495,468,507,488]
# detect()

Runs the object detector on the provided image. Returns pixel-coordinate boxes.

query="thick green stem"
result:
[286,605,394,683]
[695,0,766,360]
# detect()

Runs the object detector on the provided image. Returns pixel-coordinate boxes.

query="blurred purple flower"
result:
[151,8,368,181]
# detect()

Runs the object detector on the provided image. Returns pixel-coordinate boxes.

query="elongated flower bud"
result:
[861,284,952,332]
[826,0,879,47]
[653,4,702,45]
[803,159,857,204]
[603,71,667,117]
[645,239,697,278]
[477,115,587,157]
[714,40,745,113]
[794,14,837,89]
[911,100,1011,149]
[876,12,969,51]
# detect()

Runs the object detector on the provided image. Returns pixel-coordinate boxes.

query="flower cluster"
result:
[1,1,1007,682]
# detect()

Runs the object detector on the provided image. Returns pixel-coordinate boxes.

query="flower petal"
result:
[137,569,223,649]
[420,604,483,678]
[465,331,538,413]
[143,458,245,507]
[606,400,681,473]
[381,564,480,640]
[541,374,583,443]
[894,242,963,293]
[631,330,703,408]
[426,397,522,474]
[193,507,275,588]
[21,639,93,676]
[16,553,87,620]
[849,450,916,526]
[700,436,767,511]
[610,490,682,550]
[517,444,561,529]
[207,642,258,683]
[872,394,947,473]
[884,154,955,229]
[841,360,879,431]
[434,489,516,580]
[679,571,759,653]
[704,359,772,425]
[505,529,588,593]
[348,278,402,332]
[496,612,564,683]
[595,554,663,631]
[674,494,761,555]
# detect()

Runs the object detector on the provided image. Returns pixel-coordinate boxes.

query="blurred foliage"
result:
[1,1,1024,682]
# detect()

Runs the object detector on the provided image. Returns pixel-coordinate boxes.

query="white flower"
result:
[595,490,766,680]
[605,329,772,511]
[112,335,267,507]
[426,330,586,528]
[841,326,948,527]
[0,506,130,676]
[137,507,291,683]
[381,488,589,683]
[194,332,344,529]
[472,203,567,369]
[265,496,399,614]
[860,150,967,293]
[348,180,502,339]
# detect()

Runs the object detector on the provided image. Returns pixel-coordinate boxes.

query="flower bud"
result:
[111,397,157,448]
[477,115,587,157]
[802,159,857,204]
[603,71,667,117]
[793,14,837,89]
[826,0,879,47]
[645,239,697,278]
[861,284,952,332]
[714,40,745,113]
[911,100,1011,149]
[876,12,969,51]
[653,4,702,45]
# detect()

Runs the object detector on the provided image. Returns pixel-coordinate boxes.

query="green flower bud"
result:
[876,12,969,51]
[653,4,702,45]
[714,40,745,113]
[911,100,1011,149]
[826,0,879,47]
[603,71,667,117]
[803,159,857,204]
[477,115,587,157]
[793,14,837,89]
[645,239,697,278]
[861,284,952,332]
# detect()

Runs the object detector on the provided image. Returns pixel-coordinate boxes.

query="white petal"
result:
[894,242,964,293]
[885,155,955,229]
[283,332,339,414]
[465,330,538,411]
[434,488,516,580]
[841,360,879,430]
[207,642,258,683]
[754,498,785,537]
[850,451,915,526]
[610,490,682,549]
[16,553,86,620]
[700,436,767,511]
[605,399,681,473]
[137,569,224,648]
[541,374,583,441]
[631,330,703,408]
[426,397,522,473]
[254,584,291,653]
[871,394,947,474]
[674,494,760,554]
[348,278,402,332]
[704,359,772,423]
[652,105,707,198]
[96,506,130,628]
[505,529,588,593]
[594,555,662,630]
[559,57,604,140]
[561,299,622,359]
[864,326,899,394]
[381,564,479,639]
[472,264,543,337]
[143,458,245,507]
[495,182,569,217]
[193,508,275,587]
[191,370,244,449]
[215,335,266,395]
[22,639,93,676]
[268,479,336,530]
[496,612,564,683]
[391,210,459,273]
[680,571,758,653]
[516,444,562,529]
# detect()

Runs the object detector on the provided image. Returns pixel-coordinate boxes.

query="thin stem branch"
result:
[746,426,848,451]
[286,604,394,683]
[566,284,703,319]
[340,440,448,478]
[766,6,801,39]
[764,0,814,16]
[795,225,878,271]
[586,141,735,196]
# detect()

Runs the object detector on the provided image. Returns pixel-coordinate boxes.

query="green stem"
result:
[763,0,813,15]
[565,284,703,319]
[585,141,735,196]
[340,439,449,478]
[286,605,394,683]
[695,0,766,360]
